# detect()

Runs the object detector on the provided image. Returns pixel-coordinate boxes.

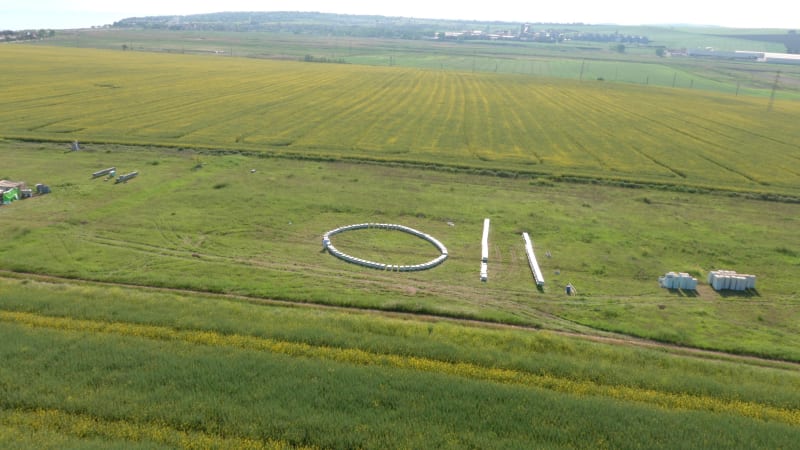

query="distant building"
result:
[763,52,800,65]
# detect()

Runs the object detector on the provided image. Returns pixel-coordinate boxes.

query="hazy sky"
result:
[2,0,797,30]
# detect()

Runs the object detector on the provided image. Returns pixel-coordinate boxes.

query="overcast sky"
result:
[2,0,797,30]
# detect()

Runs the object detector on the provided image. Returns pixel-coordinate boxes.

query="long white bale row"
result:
[481,218,490,263]
[480,218,490,282]
[322,223,448,272]
[522,232,545,286]
[92,167,115,178]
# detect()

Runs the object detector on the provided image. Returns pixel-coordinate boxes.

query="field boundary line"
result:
[4,138,799,201]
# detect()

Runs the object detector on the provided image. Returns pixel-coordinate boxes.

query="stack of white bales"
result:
[659,272,698,290]
[708,270,756,291]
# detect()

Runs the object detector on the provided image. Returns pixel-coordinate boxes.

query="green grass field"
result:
[2,141,798,356]
[2,40,799,448]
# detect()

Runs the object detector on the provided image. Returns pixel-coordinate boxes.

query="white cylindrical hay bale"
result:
[737,276,747,291]
[745,275,756,289]
[712,276,724,291]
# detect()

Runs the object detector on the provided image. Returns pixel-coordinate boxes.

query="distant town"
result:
[435,24,650,45]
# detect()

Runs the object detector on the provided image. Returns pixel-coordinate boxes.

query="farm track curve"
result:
[2,269,797,372]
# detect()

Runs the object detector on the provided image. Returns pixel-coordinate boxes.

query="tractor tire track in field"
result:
[2,269,798,372]
[594,99,767,185]
[74,232,498,303]
[629,145,687,178]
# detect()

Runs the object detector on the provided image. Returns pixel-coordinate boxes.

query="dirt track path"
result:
[2,269,798,371]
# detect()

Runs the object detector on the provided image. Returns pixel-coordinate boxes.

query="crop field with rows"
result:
[2,46,799,197]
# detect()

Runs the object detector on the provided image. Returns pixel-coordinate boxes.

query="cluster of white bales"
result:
[659,269,756,291]
[323,223,448,272]
[708,269,756,291]
[659,272,698,290]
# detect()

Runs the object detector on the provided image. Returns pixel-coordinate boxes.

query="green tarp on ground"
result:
[2,188,19,204]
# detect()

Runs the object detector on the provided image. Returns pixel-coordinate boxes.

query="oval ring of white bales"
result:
[322,223,448,272]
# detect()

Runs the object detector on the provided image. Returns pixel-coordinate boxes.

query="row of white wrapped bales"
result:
[481,218,490,263]
[92,167,116,178]
[480,218,490,282]
[522,232,545,287]
[708,270,756,291]
[322,223,448,272]
[659,272,698,290]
